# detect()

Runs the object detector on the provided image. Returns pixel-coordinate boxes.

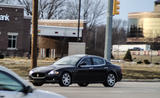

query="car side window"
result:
[0,71,23,91]
[80,58,92,66]
[92,57,105,65]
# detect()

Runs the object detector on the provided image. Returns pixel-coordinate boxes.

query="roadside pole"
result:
[31,0,38,69]
[104,0,114,61]
[77,0,81,41]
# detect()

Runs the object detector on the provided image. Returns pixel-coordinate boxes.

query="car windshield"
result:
[0,71,23,91]
[53,56,82,66]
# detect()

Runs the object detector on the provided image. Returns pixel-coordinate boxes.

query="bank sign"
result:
[0,14,10,21]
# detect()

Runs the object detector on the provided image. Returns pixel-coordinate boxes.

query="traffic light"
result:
[113,0,120,15]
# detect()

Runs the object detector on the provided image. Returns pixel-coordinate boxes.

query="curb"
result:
[122,79,160,82]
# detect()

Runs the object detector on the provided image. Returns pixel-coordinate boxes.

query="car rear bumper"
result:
[117,73,122,82]
[116,67,123,82]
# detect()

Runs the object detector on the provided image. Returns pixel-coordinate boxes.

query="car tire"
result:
[77,82,89,87]
[103,73,116,87]
[32,82,43,86]
[59,72,71,87]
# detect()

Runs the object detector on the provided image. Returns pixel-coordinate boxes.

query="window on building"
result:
[8,33,18,50]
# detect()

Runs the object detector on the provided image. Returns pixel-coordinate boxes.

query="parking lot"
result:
[36,82,160,98]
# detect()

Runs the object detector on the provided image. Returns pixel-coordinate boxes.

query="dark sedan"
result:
[29,55,122,87]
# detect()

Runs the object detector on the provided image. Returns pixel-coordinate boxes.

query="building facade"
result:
[0,5,31,56]
[128,0,160,38]
[37,20,85,58]
[127,0,160,49]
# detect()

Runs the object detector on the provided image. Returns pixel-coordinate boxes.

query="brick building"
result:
[0,4,31,56]
[37,20,85,58]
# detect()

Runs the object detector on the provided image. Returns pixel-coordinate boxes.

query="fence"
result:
[113,50,160,56]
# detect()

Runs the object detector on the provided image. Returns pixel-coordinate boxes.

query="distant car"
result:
[130,47,144,51]
[0,66,66,98]
[29,55,122,87]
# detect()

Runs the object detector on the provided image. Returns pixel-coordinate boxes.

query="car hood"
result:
[32,65,74,73]
[34,89,66,98]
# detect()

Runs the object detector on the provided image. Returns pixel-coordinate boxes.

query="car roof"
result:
[70,54,105,59]
[0,65,30,87]
[70,54,87,57]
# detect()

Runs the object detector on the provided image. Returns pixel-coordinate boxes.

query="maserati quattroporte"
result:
[29,55,122,87]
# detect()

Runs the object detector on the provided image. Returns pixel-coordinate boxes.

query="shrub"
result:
[111,53,114,59]
[144,59,150,64]
[0,55,4,59]
[123,50,132,61]
[137,61,143,64]
[155,62,160,65]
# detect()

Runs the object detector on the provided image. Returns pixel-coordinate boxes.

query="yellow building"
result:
[128,0,160,39]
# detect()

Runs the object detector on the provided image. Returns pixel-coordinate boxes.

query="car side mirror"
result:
[22,86,33,95]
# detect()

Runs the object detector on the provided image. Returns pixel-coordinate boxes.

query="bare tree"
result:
[86,19,127,57]
[112,19,127,44]
[63,0,106,31]
[0,0,20,5]
[17,0,65,19]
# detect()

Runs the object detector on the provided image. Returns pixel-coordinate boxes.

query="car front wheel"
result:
[103,73,116,87]
[59,72,71,87]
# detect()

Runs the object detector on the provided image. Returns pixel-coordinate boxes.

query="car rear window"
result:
[92,57,105,65]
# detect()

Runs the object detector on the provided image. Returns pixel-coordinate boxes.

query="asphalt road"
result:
[35,82,160,98]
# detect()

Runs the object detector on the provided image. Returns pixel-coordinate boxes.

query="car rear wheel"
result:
[32,82,43,86]
[59,72,71,87]
[77,82,89,87]
[103,73,116,87]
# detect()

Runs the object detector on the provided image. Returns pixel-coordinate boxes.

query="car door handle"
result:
[89,67,93,69]
[104,67,108,69]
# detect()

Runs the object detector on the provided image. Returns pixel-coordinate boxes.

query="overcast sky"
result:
[112,0,156,20]
[2,0,157,23]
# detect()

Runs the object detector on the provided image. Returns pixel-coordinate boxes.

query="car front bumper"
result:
[29,74,60,83]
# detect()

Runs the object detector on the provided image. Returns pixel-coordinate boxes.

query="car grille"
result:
[32,73,45,79]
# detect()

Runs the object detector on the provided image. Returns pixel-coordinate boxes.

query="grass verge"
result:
[0,58,160,79]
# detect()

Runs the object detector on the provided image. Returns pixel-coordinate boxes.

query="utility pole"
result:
[77,0,81,41]
[104,0,114,61]
[31,0,38,69]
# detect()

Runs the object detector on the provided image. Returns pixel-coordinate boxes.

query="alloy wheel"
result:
[61,73,71,86]
[107,73,116,87]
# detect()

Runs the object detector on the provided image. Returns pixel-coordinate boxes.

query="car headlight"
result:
[29,70,34,75]
[48,70,59,75]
